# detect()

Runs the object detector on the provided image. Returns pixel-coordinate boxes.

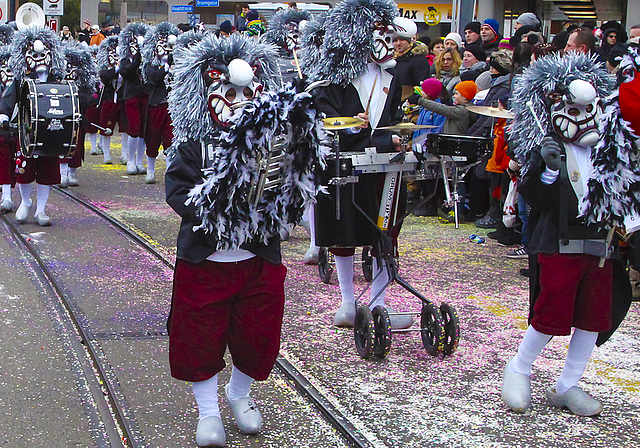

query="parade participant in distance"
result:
[309,0,411,329]
[59,41,99,187]
[265,7,311,82]
[166,33,325,446]
[96,35,125,165]
[141,22,179,184]
[502,50,631,416]
[0,25,15,213]
[0,26,65,226]
[118,22,150,176]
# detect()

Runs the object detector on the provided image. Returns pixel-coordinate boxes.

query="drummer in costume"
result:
[0,26,65,226]
[0,25,15,213]
[59,41,99,187]
[141,22,179,184]
[166,33,325,446]
[308,0,411,328]
[265,8,310,82]
[96,35,123,165]
[118,22,150,176]
[501,51,633,416]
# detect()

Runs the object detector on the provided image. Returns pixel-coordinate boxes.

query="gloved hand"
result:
[540,136,562,171]
[0,114,8,129]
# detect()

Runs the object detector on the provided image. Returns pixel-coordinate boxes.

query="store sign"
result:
[43,0,64,16]
[397,4,453,23]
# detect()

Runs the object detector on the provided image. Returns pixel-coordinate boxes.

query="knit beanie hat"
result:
[498,38,513,51]
[515,13,540,30]
[489,51,512,74]
[455,80,478,100]
[464,45,486,62]
[219,20,234,34]
[83,19,91,27]
[464,22,481,35]
[247,10,259,21]
[482,19,500,35]
[421,78,443,100]
[444,32,462,49]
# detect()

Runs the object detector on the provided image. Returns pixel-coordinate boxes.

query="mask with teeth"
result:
[64,61,78,81]
[26,40,51,76]
[549,79,601,147]
[155,35,176,64]
[370,21,396,69]
[285,22,301,53]
[203,58,262,126]
[130,41,139,57]
[0,65,12,87]
[108,47,118,66]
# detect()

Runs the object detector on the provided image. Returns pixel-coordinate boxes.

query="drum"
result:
[426,134,493,159]
[19,80,81,158]
[314,155,380,248]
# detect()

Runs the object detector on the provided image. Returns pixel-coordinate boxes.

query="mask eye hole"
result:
[568,108,581,116]
[243,87,254,98]
[225,88,236,102]
[207,70,221,81]
[546,92,563,104]
[586,104,593,113]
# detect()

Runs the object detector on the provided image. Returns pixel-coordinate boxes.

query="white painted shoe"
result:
[501,362,531,413]
[225,385,262,434]
[120,154,128,165]
[333,302,357,327]
[15,201,31,223]
[0,199,12,213]
[145,171,156,184]
[136,165,147,175]
[126,161,137,175]
[58,174,69,188]
[303,245,320,265]
[386,307,414,330]
[195,416,226,447]
[67,173,79,187]
[35,212,51,226]
[103,156,113,165]
[546,386,602,416]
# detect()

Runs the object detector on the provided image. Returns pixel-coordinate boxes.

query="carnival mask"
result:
[26,39,51,76]
[130,36,144,57]
[0,64,12,87]
[64,61,78,81]
[549,79,601,147]
[371,21,396,69]
[204,58,262,126]
[284,22,301,53]
[108,47,118,66]
[156,34,177,64]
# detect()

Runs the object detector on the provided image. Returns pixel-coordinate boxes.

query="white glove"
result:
[164,63,170,72]
[0,114,9,125]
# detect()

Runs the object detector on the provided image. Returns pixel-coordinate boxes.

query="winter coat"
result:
[467,73,511,137]
[394,42,431,104]
[416,98,474,135]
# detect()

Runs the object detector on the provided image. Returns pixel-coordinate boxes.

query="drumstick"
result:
[526,100,546,134]
[89,123,113,136]
[365,75,378,115]
[292,48,303,80]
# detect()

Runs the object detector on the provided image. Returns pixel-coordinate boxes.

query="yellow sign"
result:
[397,4,453,24]
[49,88,58,93]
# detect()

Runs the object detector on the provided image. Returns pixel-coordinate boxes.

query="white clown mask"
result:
[371,22,396,69]
[156,34,177,64]
[204,58,262,126]
[0,63,13,87]
[284,22,302,53]
[64,61,78,81]
[549,79,601,147]
[26,39,51,77]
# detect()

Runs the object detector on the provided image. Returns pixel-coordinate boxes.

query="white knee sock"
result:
[370,257,389,309]
[89,133,98,152]
[121,132,129,155]
[136,138,146,167]
[227,366,254,401]
[308,204,316,246]
[508,325,552,375]
[101,135,111,159]
[335,255,355,306]
[35,184,50,215]
[2,184,11,201]
[192,375,220,420]
[19,183,32,207]
[69,167,77,177]
[128,135,137,162]
[59,162,69,177]
[147,156,156,174]
[556,329,598,394]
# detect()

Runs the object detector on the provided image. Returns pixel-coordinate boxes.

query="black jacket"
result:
[0,72,61,117]
[165,139,282,265]
[481,33,503,55]
[119,54,150,100]
[98,67,120,105]
[467,73,511,137]
[393,42,431,104]
[144,64,170,106]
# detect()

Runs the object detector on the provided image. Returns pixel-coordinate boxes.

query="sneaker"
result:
[506,245,528,259]
[475,215,500,229]
[438,209,455,223]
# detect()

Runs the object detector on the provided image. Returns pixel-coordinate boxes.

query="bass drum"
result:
[19,80,81,158]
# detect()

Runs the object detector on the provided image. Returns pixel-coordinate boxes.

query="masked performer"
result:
[307,0,409,328]
[265,8,310,82]
[0,26,65,226]
[141,22,179,184]
[96,35,123,165]
[501,51,633,416]
[59,41,99,187]
[166,33,325,446]
[118,22,150,176]
[0,24,15,213]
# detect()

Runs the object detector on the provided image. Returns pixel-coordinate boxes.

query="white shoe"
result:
[126,161,137,175]
[58,174,69,188]
[225,385,262,434]
[0,199,12,213]
[303,245,320,265]
[120,154,128,165]
[103,156,113,165]
[15,201,31,223]
[35,212,51,226]
[386,307,413,330]
[67,173,79,187]
[501,362,531,413]
[136,165,147,175]
[195,416,225,447]
[145,171,156,184]
[546,386,602,416]
[333,302,357,327]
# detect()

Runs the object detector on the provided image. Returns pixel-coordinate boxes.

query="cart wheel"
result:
[440,303,460,356]
[362,247,373,282]
[372,305,392,359]
[420,303,445,356]
[354,306,374,359]
[318,248,333,284]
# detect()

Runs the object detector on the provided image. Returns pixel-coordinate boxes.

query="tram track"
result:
[51,185,377,448]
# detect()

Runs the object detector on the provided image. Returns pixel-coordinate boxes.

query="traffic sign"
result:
[171,5,193,13]
[196,0,219,7]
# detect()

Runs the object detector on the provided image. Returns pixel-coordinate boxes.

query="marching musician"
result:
[0,26,66,226]
[308,0,411,329]
[118,22,150,176]
[264,8,310,82]
[166,33,324,446]
[0,25,15,213]
[141,22,179,184]
[96,35,125,165]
